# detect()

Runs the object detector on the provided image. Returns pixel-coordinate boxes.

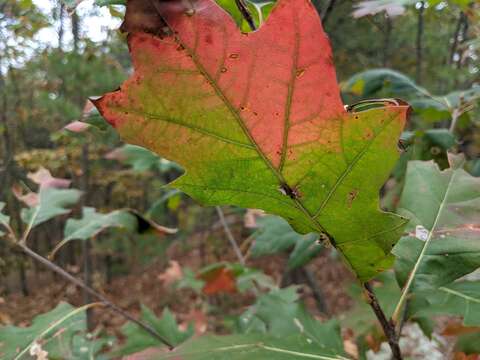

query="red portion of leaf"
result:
[199,266,237,295]
[98,0,344,168]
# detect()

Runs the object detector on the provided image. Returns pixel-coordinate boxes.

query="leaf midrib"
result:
[165,20,328,236]
[159,341,348,360]
[153,9,400,250]
[279,10,300,171]
[313,117,391,219]
[393,169,458,319]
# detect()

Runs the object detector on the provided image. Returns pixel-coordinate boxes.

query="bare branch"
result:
[364,282,402,360]
[216,206,245,265]
[17,242,175,350]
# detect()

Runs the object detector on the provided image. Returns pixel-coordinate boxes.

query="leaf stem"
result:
[19,205,41,245]
[364,282,402,360]
[234,0,257,31]
[16,242,175,350]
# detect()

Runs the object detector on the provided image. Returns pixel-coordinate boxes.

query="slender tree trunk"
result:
[449,12,465,65]
[58,2,65,49]
[0,67,29,296]
[383,15,392,67]
[81,143,93,330]
[415,1,425,84]
[70,9,94,330]
[71,11,80,53]
[456,14,469,70]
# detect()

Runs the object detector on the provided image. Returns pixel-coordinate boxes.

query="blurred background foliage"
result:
[0,0,479,358]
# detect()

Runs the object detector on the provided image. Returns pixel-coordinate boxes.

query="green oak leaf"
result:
[107,144,181,173]
[117,305,193,356]
[21,187,82,228]
[251,215,322,269]
[0,302,87,360]
[152,333,348,360]
[408,281,480,327]
[394,156,480,291]
[51,207,176,257]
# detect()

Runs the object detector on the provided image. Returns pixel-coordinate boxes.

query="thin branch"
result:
[364,282,402,360]
[216,206,245,265]
[234,0,257,31]
[16,242,175,350]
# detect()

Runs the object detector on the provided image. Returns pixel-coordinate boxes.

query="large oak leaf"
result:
[94,0,409,281]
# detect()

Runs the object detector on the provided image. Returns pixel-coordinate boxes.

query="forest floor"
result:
[0,238,354,339]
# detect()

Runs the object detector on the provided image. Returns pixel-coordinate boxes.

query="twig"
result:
[234,0,257,31]
[16,242,175,350]
[364,282,402,360]
[215,206,245,265]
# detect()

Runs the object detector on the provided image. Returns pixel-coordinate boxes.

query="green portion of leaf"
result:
[95,0,126,6]
[394,158,480,291]
[175,267,205,293]
[235,267,276,292]
[342,68,427,98]
[54,206,175,257]
[70,332,115,360]
[251,216,301,256]
[422,129,456,150]
[288,236,322,269]
[0,302,85,360]
[215,0,276,31]
[108,144,181,173]
[151,333,347,360]
[455,331,480,354]
[21,187,82,227]
[64,207,138,241]
[235,286,345,357]
[117,305,193,356]
[250,215,322,269]
[408,282,480,327]
[238,287,304,337]
[444,86,480,109]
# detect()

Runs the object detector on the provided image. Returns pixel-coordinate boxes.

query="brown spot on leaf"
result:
[347,189,359,208]
[296,68,305,78]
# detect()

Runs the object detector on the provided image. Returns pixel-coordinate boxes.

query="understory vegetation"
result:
[0,0,479,359]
